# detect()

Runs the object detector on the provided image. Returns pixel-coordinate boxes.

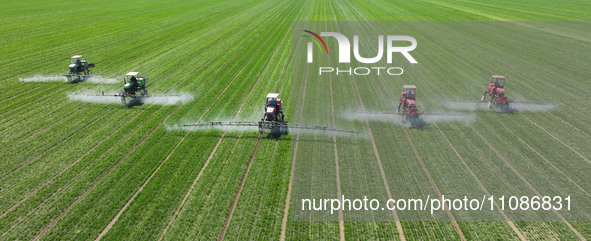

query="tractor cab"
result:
[123,72,147,93]
[266,93,281,108]
[70,55,83,64]
[264,93,284,122]
[397,85,421,118]
[401,85,417,102]
[487,75,506,95]
[65,55,94,82]
[492,75,505,88]
[69,55,84,70]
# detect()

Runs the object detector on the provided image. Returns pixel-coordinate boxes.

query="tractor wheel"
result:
[143,89,148,96]
[258,122,264,134]
[488,97,497,109]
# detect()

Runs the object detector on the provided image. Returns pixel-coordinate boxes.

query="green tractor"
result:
[120,72,148,104]
[65,55,94,82]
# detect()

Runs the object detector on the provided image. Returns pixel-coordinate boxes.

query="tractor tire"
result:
[488,97,497,109]
[143,89,148,96]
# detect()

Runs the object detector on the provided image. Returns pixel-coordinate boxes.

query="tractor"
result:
[120,72,148,104]
[262,93,284,122]
[65,55,94,82]
[481,75,510,110]
[260,93,286,134]
[175,92,356,136]
[397,85,422,122]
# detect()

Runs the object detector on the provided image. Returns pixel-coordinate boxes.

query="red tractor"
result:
[481,75,510,109]
[263,93,284,122]
[397,85,422,121]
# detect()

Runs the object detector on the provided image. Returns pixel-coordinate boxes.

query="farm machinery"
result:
[454,75,541,112]
[359,85,469,127]
[397,85,422,122]
[481,75,510,110]
[65,55,95,82]
[71,72,166,105]
[176,93,356,136]
[118,72,148,104]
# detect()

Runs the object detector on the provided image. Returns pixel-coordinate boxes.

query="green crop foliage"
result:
[0,0,590,240]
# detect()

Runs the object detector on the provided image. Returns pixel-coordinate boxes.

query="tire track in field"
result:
[0,103,157,220]
[217,134,264,241]
[0,99,72,134]
[0,1,243,102]
[0,1,202,80]
[424,0,591,40]
[416,22,591,145]
[2,0,237,89]
[279,51,308,241]
[371,71,465,239]
[141,2,269,76]
[0,46,188,187]
[412,40,567,239]
[0,1,285,223]
[519,113,590,165]
[326,20,408,241]
[217,16,295,239]
[414,23,591,186]
[0,105,112,183]
[0,3,247,135]
[392,77,525,240]
[344,4,517,238]
[347,65,406,241]
[99,6,293,239]
[150,8,295,240]
[468,124,585,240]
[403,129,467,240]
[32,103,180,241]
[433,123,527,240]
[323,1,345,239]
[339,3,465,237]
[448,27,591,151]
[0,4,266,150]
[0,104,166,236]
[279,5,316,239]
[487,113,591,198]
[34,6,294,240]
[448,30,591,144]
[394,32,528,238]
[0,85,42,105]
[217,1,309,236]
[2,1,263,133]
[546,112,591,139]
[0,85,72,117]
[0,103,91,156]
